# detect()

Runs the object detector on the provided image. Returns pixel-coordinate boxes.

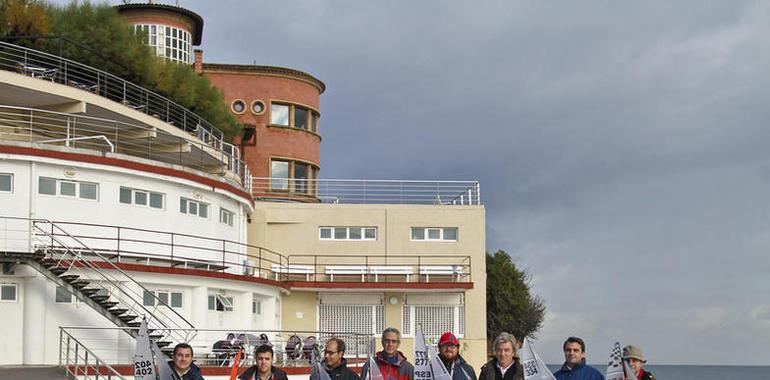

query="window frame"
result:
[55,285,73,303]
[269,158,318,194]
[319,227,377,241]
[268,101,320,133]
[231,99,247,114]
[410,227,458,242]
[208,294,234,312]
[219,208,235,227]
[180,197,209,218]
[120,187,164,209]
[0,173,13,193]
[38,177,99,200]
[0,283,18,302]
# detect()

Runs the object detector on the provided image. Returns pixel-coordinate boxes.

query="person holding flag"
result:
[479,332,523,380]
[622,346,654,380]
[437,332,476,380]
[310,338,360,380]
[361,327,414,380]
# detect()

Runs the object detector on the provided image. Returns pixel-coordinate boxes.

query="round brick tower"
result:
[115,3,203,63]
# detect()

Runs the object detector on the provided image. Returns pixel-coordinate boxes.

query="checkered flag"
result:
[605,342,625,380]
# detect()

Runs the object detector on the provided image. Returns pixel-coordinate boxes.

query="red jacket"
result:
[361,351,414,380]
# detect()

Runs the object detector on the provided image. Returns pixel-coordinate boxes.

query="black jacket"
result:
[441,355,477,380]
[238,365,289,380]
[479,358,523,380]
[311,358,360,380]
[166,361,204,380]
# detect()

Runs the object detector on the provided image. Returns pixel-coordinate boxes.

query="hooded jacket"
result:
[166,361,204,380]
[479,357,523,380]
[552,359,604,380]
[360,351,414,380]
[441,354,477,380]
[238,365,289,380]
[310,358,360,380]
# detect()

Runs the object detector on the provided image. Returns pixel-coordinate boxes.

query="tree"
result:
[486,250,546,351]
[0,0,50,40]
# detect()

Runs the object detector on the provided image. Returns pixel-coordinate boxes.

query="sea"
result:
[545,364,769,379]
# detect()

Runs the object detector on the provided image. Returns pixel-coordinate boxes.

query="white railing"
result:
[251,178,482,205]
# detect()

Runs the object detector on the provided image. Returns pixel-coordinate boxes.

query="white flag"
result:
[414,330,432,380]
[605,342,625,380]
[519,338,556,380]
[367,354,385,380]
[134,318,157,380]
[152,341,175,380]
[427,341,451,380]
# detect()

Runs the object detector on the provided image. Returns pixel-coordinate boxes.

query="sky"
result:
[117,0,770,365]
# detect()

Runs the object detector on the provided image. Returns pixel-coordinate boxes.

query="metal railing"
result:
[0,41,238,162]
[252,178,482,205]
[0,105,251,187]
[2,218,472,284]
[60,327,126,380]
[27,218,197,344]
[60,326,376,370]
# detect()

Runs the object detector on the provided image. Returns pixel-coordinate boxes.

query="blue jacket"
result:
[442,354,476,380]
[553,360,604,380]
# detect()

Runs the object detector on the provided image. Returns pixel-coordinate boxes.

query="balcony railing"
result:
[1,218,472,284]
[0,41,233,160]
[252,178,482,205]
[0,105,250,187]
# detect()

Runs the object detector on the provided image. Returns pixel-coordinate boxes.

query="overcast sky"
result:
[119,0,770,365]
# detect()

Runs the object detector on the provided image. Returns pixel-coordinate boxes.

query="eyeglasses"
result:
[324,350,340,355]
[382,339,400,344]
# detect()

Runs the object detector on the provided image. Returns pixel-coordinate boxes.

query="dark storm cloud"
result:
[105,0,770,364]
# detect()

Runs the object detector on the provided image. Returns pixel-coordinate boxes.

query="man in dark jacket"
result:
[311,338,360,380]
[167,343,204,380]
[553,337,604,380]
[239,345,288,380]
[479,332,523,380]
[437,332,476,380]
[361,327,414,380]
[622,345,655,380]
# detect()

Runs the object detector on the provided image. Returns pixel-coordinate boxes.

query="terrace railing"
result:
[0,105,250,187]
[252,178,482,205]
[0,41,234,159]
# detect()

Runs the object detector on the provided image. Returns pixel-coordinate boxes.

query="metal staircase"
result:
[3,218,197,356]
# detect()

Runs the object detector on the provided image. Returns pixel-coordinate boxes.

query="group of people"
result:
[162,328,655,380]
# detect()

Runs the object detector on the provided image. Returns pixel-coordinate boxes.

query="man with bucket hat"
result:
[437,332,476,380]
[622,345,655,380]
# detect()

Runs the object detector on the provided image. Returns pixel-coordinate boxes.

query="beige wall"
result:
[248,202,487,369]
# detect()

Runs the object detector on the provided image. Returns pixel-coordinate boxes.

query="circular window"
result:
[231,99,246,114]
[251,100,265,114]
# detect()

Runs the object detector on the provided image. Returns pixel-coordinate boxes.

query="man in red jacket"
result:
[361,327,414,380]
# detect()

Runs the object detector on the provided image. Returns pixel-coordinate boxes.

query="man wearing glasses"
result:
[437,332,476,380]
[311,338,360,380]
[361,327,414,380]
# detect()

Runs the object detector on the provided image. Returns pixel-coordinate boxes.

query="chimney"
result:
[194,49,203,74]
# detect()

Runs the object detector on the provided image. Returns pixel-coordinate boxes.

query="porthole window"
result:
[231,99,246,114]
[251,100,265,115]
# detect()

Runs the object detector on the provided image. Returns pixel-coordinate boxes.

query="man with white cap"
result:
[622,345,655,380]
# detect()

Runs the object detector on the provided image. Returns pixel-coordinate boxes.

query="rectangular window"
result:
[271,160,289,190]
[403,305,464,338]
[144,290,183,308]
[220,208,235,226]
[180,198,209,218]
[320,227,377,241]
[270,103,290,126]
[208,294,234,312]
[39,177,98,200]
[121,187,163,209]
[0,173,12,192]
[252,295,262,315]
[411,227,458,241]
[170,292,183,308]
[1,283,17,302]
[294,107,308,130]
[55,286,72,303]
[319,304,384,339]
[143,290,155,307]
[294,163,308,193]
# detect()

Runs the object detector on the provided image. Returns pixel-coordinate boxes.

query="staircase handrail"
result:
[60,326,126,380]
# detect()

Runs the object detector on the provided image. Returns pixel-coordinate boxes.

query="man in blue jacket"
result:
[553,337,604,380]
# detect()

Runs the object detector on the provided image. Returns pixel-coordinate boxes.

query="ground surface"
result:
[0,365,69,379]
